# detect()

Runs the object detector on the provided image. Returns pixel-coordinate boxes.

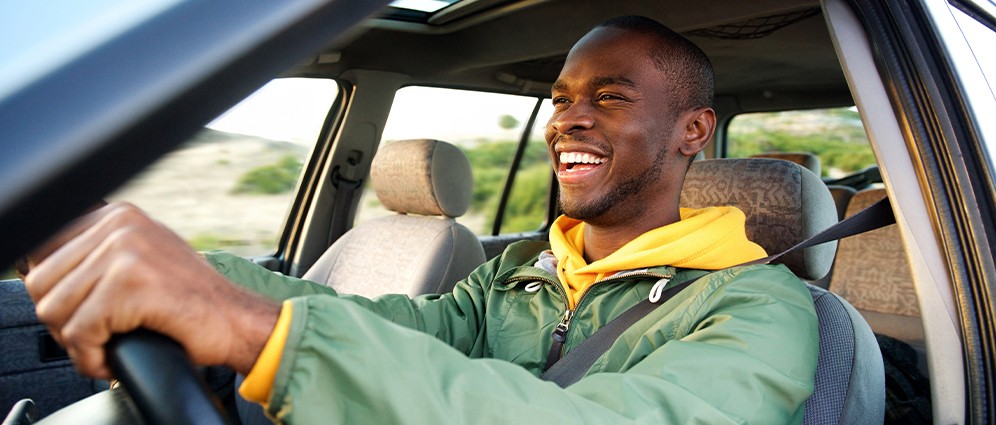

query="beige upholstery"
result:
[371,139,474,217]
[680,158,838,280]
[304,139,486,298]
[831,188,923,345]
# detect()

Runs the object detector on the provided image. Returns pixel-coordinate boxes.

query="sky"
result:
[0,0,178,100]
[207,80,550,146]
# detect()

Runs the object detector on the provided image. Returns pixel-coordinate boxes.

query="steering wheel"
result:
[37,330,231,425]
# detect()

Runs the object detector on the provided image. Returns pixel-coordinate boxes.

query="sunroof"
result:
[388,0,460,13]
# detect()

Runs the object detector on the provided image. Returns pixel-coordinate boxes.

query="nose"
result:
[548,102,594,136]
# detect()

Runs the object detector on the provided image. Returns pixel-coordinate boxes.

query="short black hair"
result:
[596,16,714,110]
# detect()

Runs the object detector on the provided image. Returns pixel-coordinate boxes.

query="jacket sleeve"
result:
[258,264,817,424]
[203,251,492,356]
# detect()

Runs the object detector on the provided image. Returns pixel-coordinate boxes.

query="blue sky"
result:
[0,0,178,99]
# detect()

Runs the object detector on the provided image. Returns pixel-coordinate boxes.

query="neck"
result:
[580,204,681,262]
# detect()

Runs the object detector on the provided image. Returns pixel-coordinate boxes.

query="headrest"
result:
[680,158,838,280]
[371,139,473,218]
[750,152,822,177]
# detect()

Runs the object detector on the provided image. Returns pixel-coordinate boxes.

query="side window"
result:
[950,2,996,94]
[356,87,551,235]
[108,78,339,256]
[500,103,555,233]
[948,2,996,164]
[726,107,876,178]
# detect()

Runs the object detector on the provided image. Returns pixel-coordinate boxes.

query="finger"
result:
[59,282,111,379]
[59,270,141,380]
[33,240,114,329]
[25,204,145,301]
[61,298,113,380]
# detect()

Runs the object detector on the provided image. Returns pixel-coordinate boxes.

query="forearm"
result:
[203,251,491,354]
[204,252,338,301]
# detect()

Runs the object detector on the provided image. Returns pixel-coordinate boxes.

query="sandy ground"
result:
[108,131,306,257]
[108,131,494,258]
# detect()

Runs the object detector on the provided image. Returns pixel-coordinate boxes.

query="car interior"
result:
[3,0,994,423]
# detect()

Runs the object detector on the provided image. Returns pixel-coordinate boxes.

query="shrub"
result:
[232,155,303,194]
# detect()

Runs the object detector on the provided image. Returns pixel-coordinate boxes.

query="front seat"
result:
[750,151,856,221]
[303,138,487,298]
[680,158,885,425]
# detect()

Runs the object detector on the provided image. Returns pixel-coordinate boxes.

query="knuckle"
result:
[34,301,57,324]
[22,275,42,299]
[60,325,84,347]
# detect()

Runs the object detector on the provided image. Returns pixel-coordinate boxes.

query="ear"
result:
[678,107,716,157]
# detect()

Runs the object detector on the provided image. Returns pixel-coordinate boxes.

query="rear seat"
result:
[829,188,926,370]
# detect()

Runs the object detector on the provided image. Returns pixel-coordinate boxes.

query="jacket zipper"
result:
[544,308,574,370]
[508,270,675,370]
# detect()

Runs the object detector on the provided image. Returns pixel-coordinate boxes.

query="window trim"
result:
[850,0,996,420]
[274,79,351,274]
[491,98,545,235]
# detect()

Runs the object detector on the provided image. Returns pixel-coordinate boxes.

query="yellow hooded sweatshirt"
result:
[549,206,768,308]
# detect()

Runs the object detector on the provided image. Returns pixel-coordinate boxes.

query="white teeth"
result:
[559,152,605,165]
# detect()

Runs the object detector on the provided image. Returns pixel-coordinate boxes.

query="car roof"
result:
[295,0,849,112]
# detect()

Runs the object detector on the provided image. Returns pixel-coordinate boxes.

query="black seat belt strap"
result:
[326,165,363,245]
[740,196,895,266]
[540,196,894,388]
[540,276,706,386]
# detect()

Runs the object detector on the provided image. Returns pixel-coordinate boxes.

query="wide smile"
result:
[558,151,608,182]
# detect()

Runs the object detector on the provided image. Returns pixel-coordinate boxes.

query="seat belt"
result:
[540,196,895,388]
[326,165,363,245]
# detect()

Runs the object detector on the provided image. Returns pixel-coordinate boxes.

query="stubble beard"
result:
[558,146,671,223]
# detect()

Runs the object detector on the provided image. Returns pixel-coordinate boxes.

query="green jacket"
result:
[206,240,818,424]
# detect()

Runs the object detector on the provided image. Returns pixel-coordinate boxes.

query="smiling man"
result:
[25,16,817,424]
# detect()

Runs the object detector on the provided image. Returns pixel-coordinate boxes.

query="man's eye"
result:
[552,97,569,105]
[597,94,621,101]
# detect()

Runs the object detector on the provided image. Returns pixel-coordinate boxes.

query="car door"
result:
[825,0,996,422]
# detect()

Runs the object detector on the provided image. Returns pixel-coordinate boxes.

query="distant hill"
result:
[108,128,310,256]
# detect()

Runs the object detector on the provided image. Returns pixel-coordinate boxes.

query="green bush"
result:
[727,108,876,177]
[501,163,551,232]
[233,155,303,194]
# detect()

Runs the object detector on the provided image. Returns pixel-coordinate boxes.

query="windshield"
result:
[0,0,180,100]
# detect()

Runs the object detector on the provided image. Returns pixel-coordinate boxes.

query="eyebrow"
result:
[590,76,637,90]
[551,75,638,93]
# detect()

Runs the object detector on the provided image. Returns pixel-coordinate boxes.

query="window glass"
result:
[356,86,542,235]
[726,107,875,178]
[0,0,180,99]
[108,78,339,256]
[951,2,996,98]
[389,0,458,13]
[949,2,996,175]
[500,103,554,233]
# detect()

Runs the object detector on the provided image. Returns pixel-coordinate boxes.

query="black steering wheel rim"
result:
[106,330,231,425]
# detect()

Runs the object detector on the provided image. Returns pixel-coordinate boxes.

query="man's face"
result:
[546,27,688,226]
